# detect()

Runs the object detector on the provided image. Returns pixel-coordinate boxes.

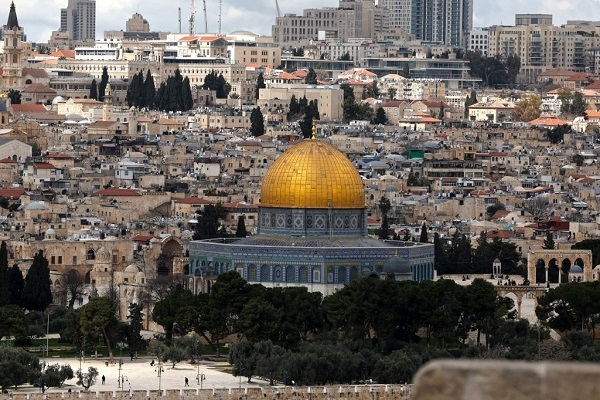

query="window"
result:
[87,249,95,260]
[73,256,77,264]
[58,256,62,265]
[51,256,56,264]
[312,268,321,283]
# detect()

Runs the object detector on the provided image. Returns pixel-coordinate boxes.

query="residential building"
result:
[126,13,150,33]
[272,0,388,46]
[379,0,473,47]
[60,0,96,41]
[468,28,489,56]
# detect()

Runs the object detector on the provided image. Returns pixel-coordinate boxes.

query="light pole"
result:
[117,342,124,388]
[155,348,164,393]
[199,373,205,390]
[79,335,86,373]
[237,362,243,390]
[46,313,50,358]
[194,340,201,384]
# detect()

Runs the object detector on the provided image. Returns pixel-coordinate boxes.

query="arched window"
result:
[286,266,295,282]
[248,264,257,281]
[260,264,270,281]
[86,249,95,260]
[338,267,347,284]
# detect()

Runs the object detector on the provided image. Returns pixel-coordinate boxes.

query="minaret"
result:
[2,2,24,90]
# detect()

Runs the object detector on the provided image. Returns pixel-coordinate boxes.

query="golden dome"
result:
[261,139,365,209]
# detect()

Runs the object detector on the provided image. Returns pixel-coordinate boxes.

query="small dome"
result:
[52,96,65,105]
[45,228,55,235]
[385,184,398,192]
[125,264,139,273]
[382,256,412,274]
[493,258,501,264]
[571,265,583,273]
[26,202,48,210]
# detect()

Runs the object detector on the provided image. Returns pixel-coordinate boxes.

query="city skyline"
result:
[5,0,600,43]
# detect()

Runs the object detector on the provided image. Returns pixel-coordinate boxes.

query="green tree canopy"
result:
[22,251,52,311]
[80,297,118,359]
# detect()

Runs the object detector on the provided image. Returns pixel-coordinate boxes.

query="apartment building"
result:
[272,0,387,46]
[487,17,600,83]
[257,85,344,121]
[60,0,96,41]
[379,0,473,47]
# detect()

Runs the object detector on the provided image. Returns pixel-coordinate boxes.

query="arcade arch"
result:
[527,250,593,284]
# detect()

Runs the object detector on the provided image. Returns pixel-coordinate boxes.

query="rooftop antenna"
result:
[178,7,182,33]
[218,0,222,34]
[189,0,196,35]
[203,0,208,33]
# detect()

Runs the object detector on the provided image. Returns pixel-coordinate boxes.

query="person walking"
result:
[102,375,105,385]
[185,377,189,387]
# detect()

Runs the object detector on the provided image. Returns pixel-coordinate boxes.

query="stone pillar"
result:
[516,297,522,318]
[545,267,549,284]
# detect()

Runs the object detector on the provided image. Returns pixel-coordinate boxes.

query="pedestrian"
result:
[102,375,105,385]
[185,377,189,387]
[130,352,134,361]
[128,382,131,392]
[150,360,155,367]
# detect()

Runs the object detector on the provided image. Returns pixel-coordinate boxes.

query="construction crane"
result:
[203,0,208,33]
[189,0,196,36]
[218,0,222,34]
[275,0,282,18]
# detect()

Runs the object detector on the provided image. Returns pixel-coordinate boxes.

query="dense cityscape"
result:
[1,0,600,398]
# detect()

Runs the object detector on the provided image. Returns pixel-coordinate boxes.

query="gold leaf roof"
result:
[261,139,365,209]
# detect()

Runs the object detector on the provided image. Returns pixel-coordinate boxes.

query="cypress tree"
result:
[8,264,24,306]
[22,250,53,311]
[419,222,429,243]
[143,70,156,109]
[235,216,247,237]
[125,75,139,107]
[250,107,265,136]
[0,241,9,306]
[255,72,265,99]
[98,67,109,101]
[216,74,227,98]
[137,71,146,108]
[182,77,193,110]
[89,79,98,100]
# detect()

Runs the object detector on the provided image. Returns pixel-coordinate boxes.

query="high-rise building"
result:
[379,0,472,47]
[60,0,96,41]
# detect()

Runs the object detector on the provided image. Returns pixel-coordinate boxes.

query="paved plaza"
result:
[22,357,268,395]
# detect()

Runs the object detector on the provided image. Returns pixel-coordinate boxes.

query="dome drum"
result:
[259,207,367,236]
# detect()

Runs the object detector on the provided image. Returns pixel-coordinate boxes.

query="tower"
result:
[2,1,23,90]
[60,0,96,41]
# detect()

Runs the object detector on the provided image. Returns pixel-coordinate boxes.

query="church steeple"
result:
[6,2,19,30]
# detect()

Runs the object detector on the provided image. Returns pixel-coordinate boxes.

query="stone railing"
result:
[412,360,600,400]
[5,385,412,400]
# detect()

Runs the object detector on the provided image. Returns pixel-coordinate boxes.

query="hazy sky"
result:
[7,0,600,43]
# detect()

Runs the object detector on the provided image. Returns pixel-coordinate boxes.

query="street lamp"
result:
[117,342,125,388]
[194,340,201,385]
[237,362,243,390]
[199,373,205,390]
[79,336,86,373]
[155,348,164,393]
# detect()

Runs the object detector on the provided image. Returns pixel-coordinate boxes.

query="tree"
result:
[387,87,397,100]
[98,67,109,101]
[339,52,351,61]
[163,344,188,368]
[372,107,388,125]
[306,68,317,85]
[76,366,99,392]
[513,94,541,122]
[235,215,247,237]
[0,305,27,340]
[237,297,282,343]
[152,285,197,341]
[0,347,40,391]
[7,89,21,105]
[571,91,587,116]
[572,154,584,166]
[419,222,428,243]
[89,79,98,100]
[143,70,156,109]
[250,107,265,136]
[401,63,410,78]
[182,76,194,110]
[80,297,118,359]
[61,270,86,309]
[7,264,23,306]
[379,196,391,240]
[523,196,549,220]
[543,231,555,250]
[255,72,266,99]
[22,251,52,311]
[0,242,8,306]
[127,303,148,352]
[193,204,226,240]
[43,364,74,389]
[506,54,521,84]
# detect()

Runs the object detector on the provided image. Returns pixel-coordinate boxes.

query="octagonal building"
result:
[188,132,434,295]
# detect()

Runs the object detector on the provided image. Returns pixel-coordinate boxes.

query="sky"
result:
[7,0,600,43]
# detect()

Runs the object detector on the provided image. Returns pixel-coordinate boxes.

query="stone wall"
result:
[412,360,600,400]
[6,385,412,400]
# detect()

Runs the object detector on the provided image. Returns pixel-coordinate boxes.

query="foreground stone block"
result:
[412,360,600,400]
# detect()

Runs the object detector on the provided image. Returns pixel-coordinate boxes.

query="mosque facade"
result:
[188,132,435,295]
